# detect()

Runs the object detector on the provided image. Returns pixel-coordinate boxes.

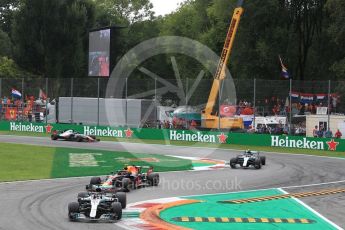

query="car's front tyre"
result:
[230,158,237,169]
[114,192,127,209]
[254,158,262,169]
[51,134,58,140]
[111,202,122,220]
[68,202,79,221]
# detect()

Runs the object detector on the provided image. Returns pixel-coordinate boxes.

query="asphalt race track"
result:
[0,135,345,230]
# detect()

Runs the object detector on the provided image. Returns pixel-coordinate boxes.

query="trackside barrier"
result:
[0,121,344,152]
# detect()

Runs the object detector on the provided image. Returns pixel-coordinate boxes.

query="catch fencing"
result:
[0,78,342,132]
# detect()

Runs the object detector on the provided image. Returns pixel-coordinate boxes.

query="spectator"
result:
[283,124,289,135]
[317,128,324,138]
[312,126,318,137]
[324,129,333,138]
[311,103,317,114]
[299,103,306,115]
[190,120,197,129]
[335,129,342,139]
[332,96,337,113]
[295,126,301,135]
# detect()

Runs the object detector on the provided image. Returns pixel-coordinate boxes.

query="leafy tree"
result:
[0,0,20,33]
[326,0,345,79]
[285,0,326,80]
[0,56,21,77]
[0,28,11,57]
[95,0,154,25]
[12,0,96,78]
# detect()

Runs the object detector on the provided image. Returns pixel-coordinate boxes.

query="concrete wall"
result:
[306,115,345,138]
[58,97,155,127]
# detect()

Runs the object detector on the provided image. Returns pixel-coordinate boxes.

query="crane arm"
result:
[203,1,244,116]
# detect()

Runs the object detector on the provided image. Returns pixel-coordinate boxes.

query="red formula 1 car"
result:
[51,130,100,142]
[86,166,160,192]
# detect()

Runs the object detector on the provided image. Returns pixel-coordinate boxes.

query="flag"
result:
[39,89,47,100]
[279,56,290,79]
[289,91,300,103]
[220,105,237,117]
[290,92,299,99]
[316,94,327,101]
[11,89,22,99]
[5,108,17,120]
[300,93,314,104]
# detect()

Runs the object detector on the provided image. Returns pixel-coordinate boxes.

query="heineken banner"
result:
[0,121,343,152]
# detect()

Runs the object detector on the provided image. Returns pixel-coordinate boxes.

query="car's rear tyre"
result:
[230,158,237,169]
[77,192,89,198]
[111,202,122,220]
[260,156,266,165]
[68,202,79,221]
[122,178,131,191]
[254,158,261,169]
[51,134,58,140]
[77,192,89,202]
[90,177,101,185]
[114,192,127,209]
[147,173,159,186]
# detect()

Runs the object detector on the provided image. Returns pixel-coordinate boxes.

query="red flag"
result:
[5,108,17,120]
[220,105,237,117]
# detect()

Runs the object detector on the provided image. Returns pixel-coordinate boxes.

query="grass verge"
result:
[0,142,192,182]
[0,143,55,181]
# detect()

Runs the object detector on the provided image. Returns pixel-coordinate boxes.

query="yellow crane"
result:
[201,0,244,129]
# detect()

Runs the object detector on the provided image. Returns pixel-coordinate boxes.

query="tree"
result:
[0,28,11,57]
[0,0,20,33]
[200,0,291,80]
[95,0,154,25]
[285,0,326,80]
[12,0,96,78]
[0,56,21,77]
[326,0,345,79]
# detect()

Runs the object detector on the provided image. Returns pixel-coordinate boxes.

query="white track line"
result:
[281,180,345,190]
[278,188,343,230]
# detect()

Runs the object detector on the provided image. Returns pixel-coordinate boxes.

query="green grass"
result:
[51,147,192,178]
[0,142,192,182]
[0,143,55,181]
[1,131,345,159]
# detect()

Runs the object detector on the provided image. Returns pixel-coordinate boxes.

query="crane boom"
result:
[201,1,244,130]
[204,2,244,116]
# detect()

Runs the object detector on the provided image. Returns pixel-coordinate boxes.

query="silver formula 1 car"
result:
[230,150,266,169]
[68,190,125,222]
[51,129,100,142]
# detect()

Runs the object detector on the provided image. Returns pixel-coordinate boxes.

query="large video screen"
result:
[88,29,111,77]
